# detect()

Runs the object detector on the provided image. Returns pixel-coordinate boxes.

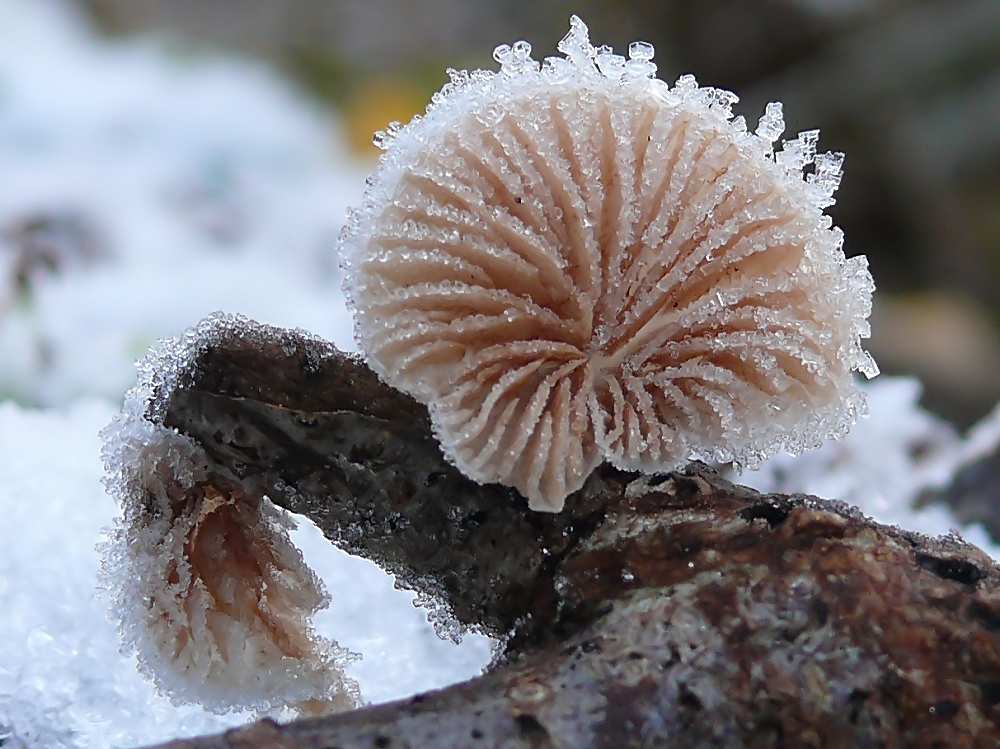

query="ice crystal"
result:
[100,314,359,715]
[341,16,877,512]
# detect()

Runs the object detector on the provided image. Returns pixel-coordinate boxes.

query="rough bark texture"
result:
[141,317,1000,748]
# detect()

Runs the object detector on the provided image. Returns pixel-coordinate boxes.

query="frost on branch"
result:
[100,314,359,716]
[341,16,877,512]
[95,315,1000,748]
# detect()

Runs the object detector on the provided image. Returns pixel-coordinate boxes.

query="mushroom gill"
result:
[341,16,878,512]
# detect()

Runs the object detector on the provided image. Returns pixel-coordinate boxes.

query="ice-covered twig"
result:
[116,318,1000,746]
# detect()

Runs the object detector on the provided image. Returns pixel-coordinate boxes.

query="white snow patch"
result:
[744,376,1000,555]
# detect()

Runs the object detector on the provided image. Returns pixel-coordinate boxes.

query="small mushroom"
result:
[341,16,878,511]
[100,318,360,715]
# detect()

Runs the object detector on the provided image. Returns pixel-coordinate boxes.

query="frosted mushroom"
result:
[100,317,359,715]
[341,16,878,512]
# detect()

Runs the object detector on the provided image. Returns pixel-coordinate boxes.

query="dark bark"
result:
[137,316,1000,748]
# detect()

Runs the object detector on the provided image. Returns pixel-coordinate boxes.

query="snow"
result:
[739,377,961,533]
[0,0,997,747]
[741,377,1000,557]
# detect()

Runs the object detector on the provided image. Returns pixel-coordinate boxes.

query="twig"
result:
[128,316,1000,747]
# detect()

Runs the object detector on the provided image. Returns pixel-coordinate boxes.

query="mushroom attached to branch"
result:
[108,321,1000,747]
[341,15,878,511]
[102,16,879,720]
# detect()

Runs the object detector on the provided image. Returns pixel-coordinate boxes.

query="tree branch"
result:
[127,316,1000,747]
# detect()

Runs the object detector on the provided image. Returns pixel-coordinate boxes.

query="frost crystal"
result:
[341,16,877,512]
[100,313,359,715]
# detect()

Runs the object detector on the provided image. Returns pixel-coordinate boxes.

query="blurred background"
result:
[5,0,1000,427]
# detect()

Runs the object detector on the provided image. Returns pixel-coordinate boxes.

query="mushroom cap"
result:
[341,16,877,512]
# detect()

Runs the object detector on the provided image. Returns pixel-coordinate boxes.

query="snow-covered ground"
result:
[0,1,998,748]
[739,376,999,552]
